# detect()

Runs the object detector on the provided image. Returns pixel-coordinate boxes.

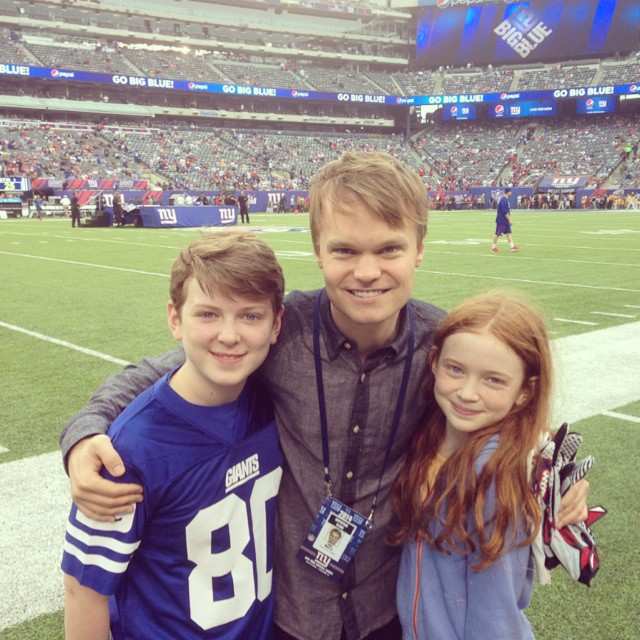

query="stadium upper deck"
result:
[0,25,638,97]
[0,0,639,192]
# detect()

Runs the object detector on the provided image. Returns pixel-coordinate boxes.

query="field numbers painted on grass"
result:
[581,229,640,235]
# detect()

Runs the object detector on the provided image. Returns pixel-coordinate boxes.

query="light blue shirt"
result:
[397,437,535,640]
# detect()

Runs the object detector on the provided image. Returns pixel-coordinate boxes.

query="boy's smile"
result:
[315,198,424,354]
[168,278,282,406]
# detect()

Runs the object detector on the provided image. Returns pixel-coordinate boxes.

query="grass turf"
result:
[1,211,639,638]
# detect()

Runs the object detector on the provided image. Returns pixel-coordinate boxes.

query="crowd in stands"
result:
[507,116,637,187]
[601,60,640,86]
[442,67,514,95]
[517,65,597,91]
[2,114,639,193]
[0,119,143,180]
[409,115,640,191]
[620,145,640,189]
[0,117,419,191]
[412,121,523,190]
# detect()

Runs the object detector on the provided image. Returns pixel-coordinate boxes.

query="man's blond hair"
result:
[170,232,284,315]
[309,151,428,251]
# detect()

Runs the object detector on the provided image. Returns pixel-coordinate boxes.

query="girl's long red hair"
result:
[391,291,552,570]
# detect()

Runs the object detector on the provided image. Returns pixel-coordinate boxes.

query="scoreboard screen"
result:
[442,104,477,120]
[0,176,30,191]
[415,0,640,67]
[488,98,557,118]
[576,95,617,114]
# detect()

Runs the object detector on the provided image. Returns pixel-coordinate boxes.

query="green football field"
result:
[1,210,639,639]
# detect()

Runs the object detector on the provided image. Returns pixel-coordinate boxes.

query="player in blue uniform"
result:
[491,188,519,253]
[62,232,284,640]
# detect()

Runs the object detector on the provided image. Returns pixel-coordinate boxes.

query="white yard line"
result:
[590,311,636,318]
[0,451,72,630]
[470,242,640,253]
[602,411,640,424]
[1,321,639,630]
[623,304,640,309]
[419,267,640,293]
[2,230,313,248]
[551,321,640,425]
[0,446,8,454]
[554,318,599,326]
[426,249,640,269]
[0,250,169,278]
[0,321,132,367]
[2,247,638,294]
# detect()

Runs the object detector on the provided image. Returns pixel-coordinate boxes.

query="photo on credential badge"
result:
[312,515,355,563]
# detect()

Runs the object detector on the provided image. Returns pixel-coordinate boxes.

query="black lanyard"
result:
[312,291,415,525]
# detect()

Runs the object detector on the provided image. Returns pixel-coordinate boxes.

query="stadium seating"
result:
[2,110,638,192]
[442,67,514,94]
[601,59,640,86]
[411,120,523,189]
[510,116,636,186]
[517,64,597,90]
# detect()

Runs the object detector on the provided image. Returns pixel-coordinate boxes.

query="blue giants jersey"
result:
[62,373,282,640]
[496,195,511,222]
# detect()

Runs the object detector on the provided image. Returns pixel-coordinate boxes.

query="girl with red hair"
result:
[393,291,553,640]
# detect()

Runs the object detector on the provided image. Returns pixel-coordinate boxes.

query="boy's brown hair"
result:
[170,232,284,315]
[309,151,429,251]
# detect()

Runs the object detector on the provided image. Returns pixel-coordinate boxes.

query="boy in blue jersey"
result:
[62,232,285,640]
[491,188,519,253]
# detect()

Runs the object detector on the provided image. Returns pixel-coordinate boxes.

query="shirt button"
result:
[344,342,351,350]
[353,425,360,434]
[360,372,366,383]
[346,470,354,480]
[341,592,349,600]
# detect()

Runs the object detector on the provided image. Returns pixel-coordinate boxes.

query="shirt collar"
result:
[318,289,412,362]
[154,369,248,442]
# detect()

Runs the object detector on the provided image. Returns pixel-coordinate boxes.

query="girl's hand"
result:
[556,478,589,528]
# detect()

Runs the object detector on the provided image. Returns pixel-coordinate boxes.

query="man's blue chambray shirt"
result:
[61,289,444,640]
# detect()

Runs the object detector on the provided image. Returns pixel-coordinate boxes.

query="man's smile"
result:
[347,288,390,298]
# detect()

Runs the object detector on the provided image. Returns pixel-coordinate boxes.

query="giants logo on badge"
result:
[315,552,332,568]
